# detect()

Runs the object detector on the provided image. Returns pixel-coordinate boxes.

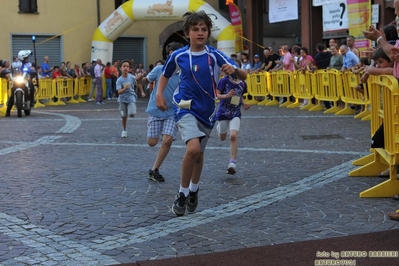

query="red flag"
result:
[228,2,244,53]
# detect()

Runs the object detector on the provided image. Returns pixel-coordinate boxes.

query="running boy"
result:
[116,60,145,138]
[216,59,251,175]
[139,42,184,182]
[156,11,247,216]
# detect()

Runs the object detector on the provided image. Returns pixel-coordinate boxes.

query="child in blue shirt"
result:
[155,11,247,216]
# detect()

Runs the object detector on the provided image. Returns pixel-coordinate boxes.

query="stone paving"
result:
[1,99,399,265]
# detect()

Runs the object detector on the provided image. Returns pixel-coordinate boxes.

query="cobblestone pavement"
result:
[1,99,399,265]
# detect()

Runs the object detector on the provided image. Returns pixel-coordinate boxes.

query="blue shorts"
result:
[147,114,177,139]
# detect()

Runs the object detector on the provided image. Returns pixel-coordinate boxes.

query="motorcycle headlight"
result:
[15,76,25,84]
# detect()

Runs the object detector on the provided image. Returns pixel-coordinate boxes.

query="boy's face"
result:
[375,58,392,68]
[120,62,130,73]
[187,21,209,51]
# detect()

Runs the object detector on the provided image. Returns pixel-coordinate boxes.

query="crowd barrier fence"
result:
[349,75,399,197]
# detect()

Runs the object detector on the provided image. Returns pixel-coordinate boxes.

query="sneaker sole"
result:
[172,205,186,216]
[227,167,236,175]
[147,176,165,182]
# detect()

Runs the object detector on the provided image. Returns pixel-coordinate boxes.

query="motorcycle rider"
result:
[5,50,36,117]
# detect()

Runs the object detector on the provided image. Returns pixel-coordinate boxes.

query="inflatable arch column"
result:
[91,0,236,63]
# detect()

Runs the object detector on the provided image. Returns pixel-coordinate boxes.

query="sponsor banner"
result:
[269,0,299,23]
[322,1,348,31]
[91,41,113,64]
[98,6,133,41]
[133,0,187,20]
[314,0,343,6]
[347,0,371,52]
[228,2,243,53]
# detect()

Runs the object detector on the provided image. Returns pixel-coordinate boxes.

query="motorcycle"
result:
[9,67,34,117]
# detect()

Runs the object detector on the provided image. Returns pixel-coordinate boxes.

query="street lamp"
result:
[32,35,39,89]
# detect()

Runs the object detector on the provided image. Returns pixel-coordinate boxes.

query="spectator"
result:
[104,62,113,100]
[111,60,119,99]
[11,56,22,74]
[314,43,332,70]
[340,44,360,72]
[346,35,360,58]
[328,43,343,70]
[94,59,105,105]
[73,63,82,78]
[260,48,277,72]
[87,59,97,101]
[136,63,146,98]
[41,56,53,78]
[297,47,312,72]
[240,53,252,72]
[51,66,63,79]
[250,54,263,73]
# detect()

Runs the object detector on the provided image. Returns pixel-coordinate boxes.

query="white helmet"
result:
[18,50,32,61]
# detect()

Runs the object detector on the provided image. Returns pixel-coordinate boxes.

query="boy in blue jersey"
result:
[139,42,184,182]
[156,11,247,216]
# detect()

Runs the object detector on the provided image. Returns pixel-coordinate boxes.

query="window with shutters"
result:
[19,0,38,13]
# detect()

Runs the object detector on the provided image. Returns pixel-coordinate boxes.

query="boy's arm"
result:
[365,66,394,76]
[156,75,169,111]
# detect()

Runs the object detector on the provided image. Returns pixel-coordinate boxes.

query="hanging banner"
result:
[347,0,371,52]
[323,1,348,32]
[228,2,244,53]
[269,0,298,24]
[314,0,343,6]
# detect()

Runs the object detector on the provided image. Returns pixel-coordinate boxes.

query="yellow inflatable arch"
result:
[91,0,236,63]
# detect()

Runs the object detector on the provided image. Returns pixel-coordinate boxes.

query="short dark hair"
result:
[372,47,391,62]
[182,11,213,39]
[166,42,184,54]
[121,59,131,67]
[316,43,326,51]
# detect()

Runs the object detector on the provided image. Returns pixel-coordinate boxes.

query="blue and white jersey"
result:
[162,44,237,128]
[145,65,179,118]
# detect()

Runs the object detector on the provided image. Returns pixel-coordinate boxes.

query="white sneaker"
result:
[87,98,94,102]
[227,162,236,175]
[121,130,127,138]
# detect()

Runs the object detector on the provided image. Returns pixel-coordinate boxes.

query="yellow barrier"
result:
[289,70,315,109]
[338,72,370,119]
[349,75,399,197]
[267,71,293,107]
[76,77,92,102]
[245,72,270,105]
[311,69,342,113]
[0,78,9,115]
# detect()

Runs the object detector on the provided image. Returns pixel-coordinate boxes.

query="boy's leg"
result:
[119,103,128,137]
[227,117,241,175]
[173,114,210,216]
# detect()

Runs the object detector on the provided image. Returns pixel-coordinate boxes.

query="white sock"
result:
[189,182,199,193]
[179,186,189,197]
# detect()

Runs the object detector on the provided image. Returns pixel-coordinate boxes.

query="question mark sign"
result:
[339,3,346,26]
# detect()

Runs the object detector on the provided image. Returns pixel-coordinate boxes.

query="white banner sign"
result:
[314,0,342,6]
[323,1,348,32]
[269,0,298,24]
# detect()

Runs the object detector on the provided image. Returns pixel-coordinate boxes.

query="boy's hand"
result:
[156,93,167,111]
[243,103,251,110]
[141,91,146,98]
[227,89,236,97]
[221,64,236,75]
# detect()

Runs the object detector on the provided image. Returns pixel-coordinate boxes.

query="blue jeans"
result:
[106,78,112,99]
